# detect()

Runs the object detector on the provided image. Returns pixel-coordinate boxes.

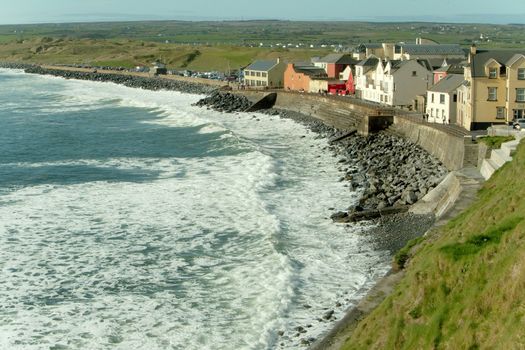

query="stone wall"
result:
[235,90,472,171]
[390,117,467,171]
[237,90,378,131]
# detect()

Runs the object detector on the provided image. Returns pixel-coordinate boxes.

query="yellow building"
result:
[458,46,525,130]
[243,59,286,88]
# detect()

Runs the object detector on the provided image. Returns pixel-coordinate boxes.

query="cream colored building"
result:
[353,40,465,64]
[457,47,525,130]
[244,59,286,88]
[352,43,395,60]
[393,44,466,61]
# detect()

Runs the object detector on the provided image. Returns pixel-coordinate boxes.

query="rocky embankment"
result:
[17,65,217,95]
[330,132,448,221]
[0,62,36,70]
[195,91,448,221]
[193,90,253,112]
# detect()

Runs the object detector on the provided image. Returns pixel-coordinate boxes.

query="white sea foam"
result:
[0,71,392,349]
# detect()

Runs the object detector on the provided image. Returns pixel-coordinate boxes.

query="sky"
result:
[0,0,524,25]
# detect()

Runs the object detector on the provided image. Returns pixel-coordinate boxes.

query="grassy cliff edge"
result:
[343,140,525,349]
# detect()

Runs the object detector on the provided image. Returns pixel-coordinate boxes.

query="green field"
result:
[0,37,331,71]
[343,139,525,349]
[0,20,525,72]
[1,20,525,47]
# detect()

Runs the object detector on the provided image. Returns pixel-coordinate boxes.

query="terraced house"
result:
[457,46,525,130]
[243,59,286,88]
[426,74,464,124]
[355,57,432,107]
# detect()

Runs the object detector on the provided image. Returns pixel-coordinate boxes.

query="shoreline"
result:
[0,62,219,95]
[1,64,448,348]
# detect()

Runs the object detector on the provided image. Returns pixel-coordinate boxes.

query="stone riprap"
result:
[193,91,253,112]
[0,62,36,70]
[21,66,217,95]
[335,132,447,210]
[194,91,448,223]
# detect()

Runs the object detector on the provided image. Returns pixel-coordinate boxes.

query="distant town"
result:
[55,36,525,133]
[238,38,525,131]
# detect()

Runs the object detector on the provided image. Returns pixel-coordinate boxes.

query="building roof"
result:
[293,64,327,77]
[399,44,466,56]
[318,53,357,65]
[470,50,525,77]
[429,74,465,93]
[434,63,465,74]
[245,59,280,72]
[357,56,379,67]
[388,59,432,73]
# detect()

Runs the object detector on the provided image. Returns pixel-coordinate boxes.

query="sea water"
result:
[0,69,390,350]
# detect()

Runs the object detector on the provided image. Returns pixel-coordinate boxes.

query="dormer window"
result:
[489,68,497,79]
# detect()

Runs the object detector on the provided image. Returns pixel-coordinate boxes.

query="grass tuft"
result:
[440,216,523,260]
[478,136,514,149]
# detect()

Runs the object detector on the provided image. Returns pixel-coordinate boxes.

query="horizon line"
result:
[1,14,525,26]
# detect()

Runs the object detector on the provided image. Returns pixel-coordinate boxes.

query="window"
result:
[496,107,505,120]
[256,72,261,77]
[517,88,525,102]
[431,93,435,103]
[453,94,458,103]
[518,68,525,80]
[489,68,497,79]
[262,72,267,78]
[514,109,525,119]
[440,94,445,104]
[412,71,417,77]
[430,108,433,117]
[488,87,498,101]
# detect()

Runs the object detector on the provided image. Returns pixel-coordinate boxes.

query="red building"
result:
[284,63,328,92]
[314,54,359,79]
[346,71,355,95]
[433,63,464,84]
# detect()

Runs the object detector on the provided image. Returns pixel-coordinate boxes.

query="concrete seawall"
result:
[238,90,378,131]
[390,117,469,171]
[237,90,474,171]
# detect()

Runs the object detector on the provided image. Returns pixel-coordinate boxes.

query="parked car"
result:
[513,118,525,130]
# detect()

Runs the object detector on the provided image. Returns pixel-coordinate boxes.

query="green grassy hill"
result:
[1,20,524,48]
[0,37,329,72]
[343,140,525,349]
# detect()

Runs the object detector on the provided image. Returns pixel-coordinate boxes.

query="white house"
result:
[354,56,380,99]
[355,58,433,106]
[426,74,465,124]
[339,65,352,80]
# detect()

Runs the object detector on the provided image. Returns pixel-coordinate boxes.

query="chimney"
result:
[470,44,477,56]
[468,44,477,63]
